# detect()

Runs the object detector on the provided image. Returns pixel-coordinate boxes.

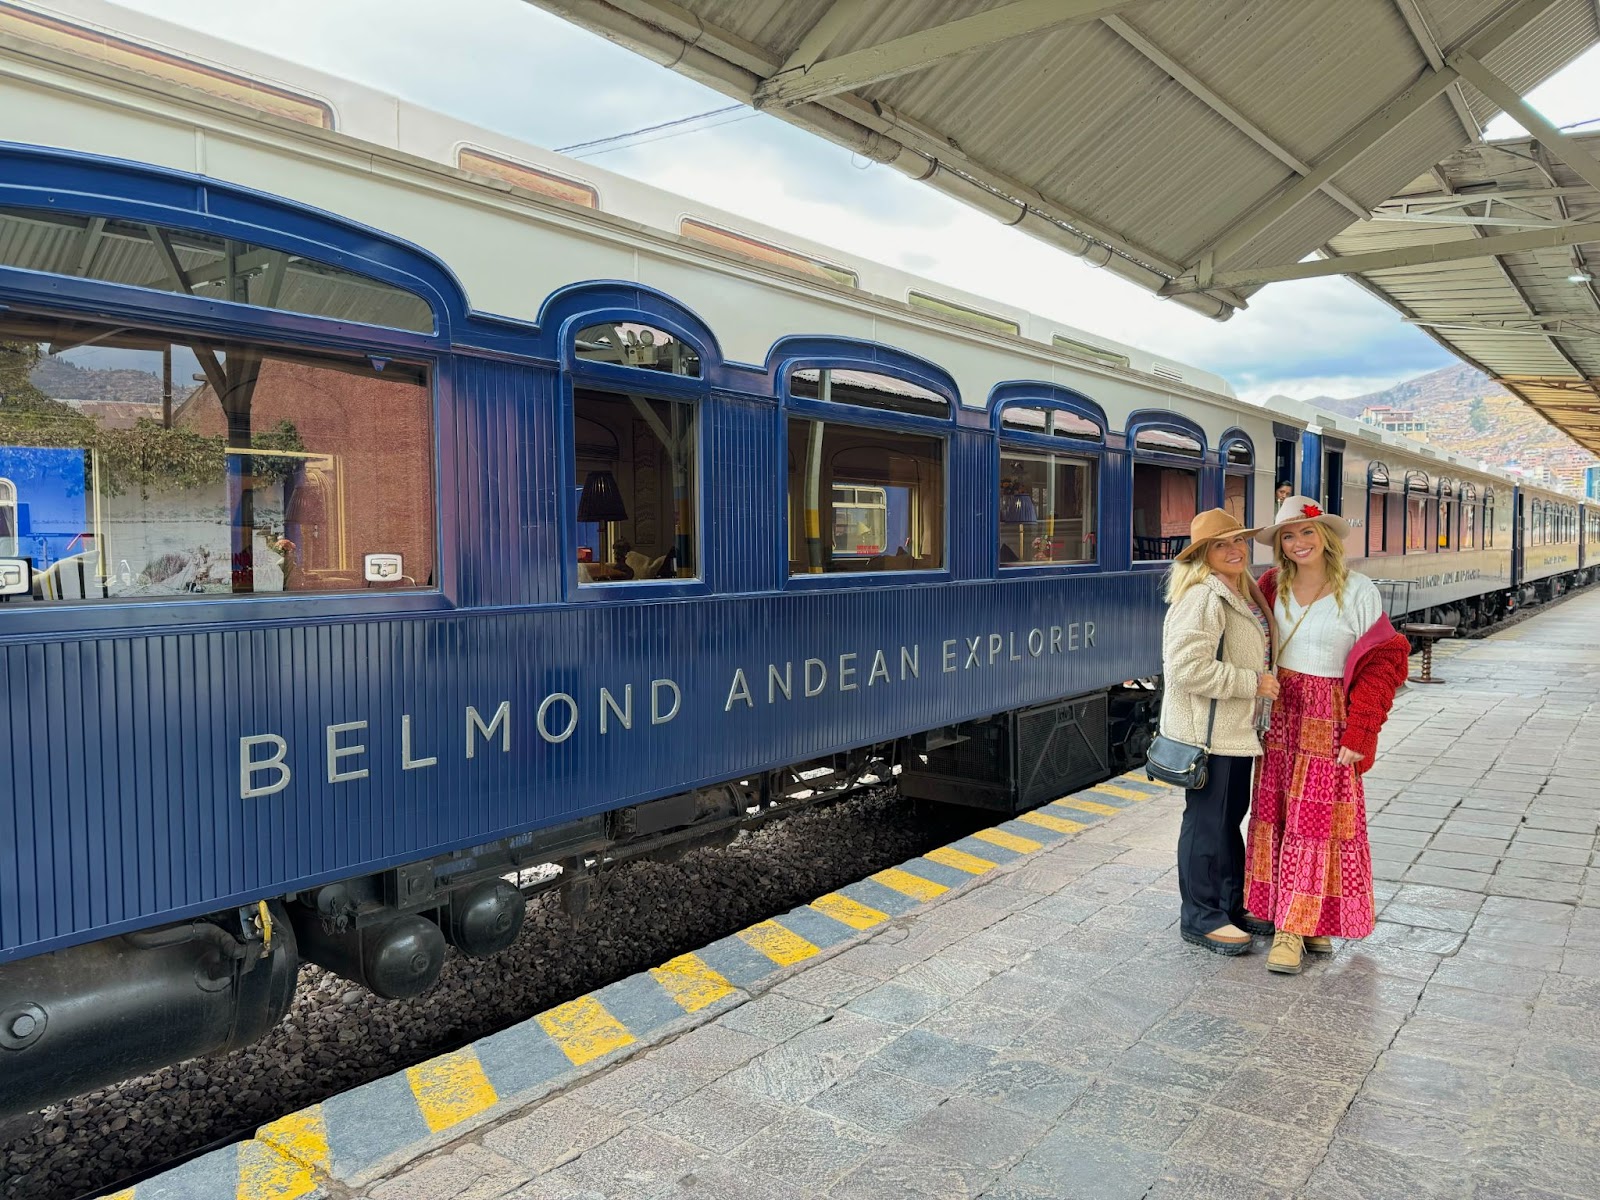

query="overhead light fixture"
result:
[1570,270,1595,284]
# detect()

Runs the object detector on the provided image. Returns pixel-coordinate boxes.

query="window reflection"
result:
[0,314,432,602]
[575,324,701,376]
[999,451,1096,566]
[787,419,944,574]
[0,206,433,332]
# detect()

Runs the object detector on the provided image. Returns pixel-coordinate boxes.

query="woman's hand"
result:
[1336,747,1363,767]
[1256,671,1280,699]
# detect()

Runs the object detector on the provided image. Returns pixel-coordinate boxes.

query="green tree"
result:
[1468,395,1490,435]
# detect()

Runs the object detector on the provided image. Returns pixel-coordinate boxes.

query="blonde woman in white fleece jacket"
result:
[1161,509,1278,955]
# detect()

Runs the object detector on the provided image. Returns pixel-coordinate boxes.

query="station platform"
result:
[116,590,1600,1200]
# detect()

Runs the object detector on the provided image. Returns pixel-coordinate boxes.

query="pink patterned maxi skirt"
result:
[1244,668,1376,939]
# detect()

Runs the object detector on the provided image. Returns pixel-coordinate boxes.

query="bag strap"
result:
[1201,628,1223,750]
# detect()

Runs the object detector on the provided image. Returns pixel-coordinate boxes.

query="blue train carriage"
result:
[0,14,1291,1112]
[1297,409,1526,630]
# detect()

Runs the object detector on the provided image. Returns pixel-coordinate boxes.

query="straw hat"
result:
[1253,494,1353,545]
[1175,509,1257,562]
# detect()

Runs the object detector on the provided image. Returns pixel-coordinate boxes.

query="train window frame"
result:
[781,357,955,588]
[1460,482,1478,550]
[0,204,436,334]
[0,307,442,615]
[1403,470,1431,555]
[1219,430,1256,531]
[1437,478,1455,550]
[561,308,713,602]
[1128,414,1206,566]
[1484,488,1496,548]
[989,388,1105,577]
[1366,462,1392,557]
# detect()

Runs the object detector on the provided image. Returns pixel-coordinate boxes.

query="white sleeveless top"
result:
[1275,573,1383,679]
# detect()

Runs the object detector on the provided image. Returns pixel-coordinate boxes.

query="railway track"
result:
[4,785,991,1200]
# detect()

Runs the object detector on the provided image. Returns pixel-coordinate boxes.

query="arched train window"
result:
[1130,422,1204,562]
[1366,462,1392,557]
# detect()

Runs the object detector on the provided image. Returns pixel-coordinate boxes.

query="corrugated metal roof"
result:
[1327,130,1600,453]
[530,0,1598,320]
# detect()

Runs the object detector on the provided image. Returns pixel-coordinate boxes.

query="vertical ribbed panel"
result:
[950,428,993,581]
[705,392,781,592]
[0,572,1165,960]
[449,356,559,607]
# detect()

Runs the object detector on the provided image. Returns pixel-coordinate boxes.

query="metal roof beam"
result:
[1392,0,1482,143]
[1452,50,1600,194]
[755,0,1148,108]
[1173,0,1559,287]
[1101,15,1368,220]
[1370,211,1557,227]
[775,0,874,75]
[1179,216,1600,290]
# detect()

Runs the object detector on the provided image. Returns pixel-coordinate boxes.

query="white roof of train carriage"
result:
[528,0,1599,324]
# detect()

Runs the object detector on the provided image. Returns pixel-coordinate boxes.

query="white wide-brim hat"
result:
[1254,494,1353,545]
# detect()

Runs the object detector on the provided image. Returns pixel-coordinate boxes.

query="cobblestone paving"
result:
[356,591,1600,1200]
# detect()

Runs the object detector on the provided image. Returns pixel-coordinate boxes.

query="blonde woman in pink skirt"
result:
[1244,495,1411,975]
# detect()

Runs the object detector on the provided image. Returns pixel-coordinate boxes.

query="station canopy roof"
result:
[1326,132,1600,454]
[529,0,1598,318]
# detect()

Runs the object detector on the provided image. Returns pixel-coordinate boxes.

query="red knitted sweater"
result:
[1259,569,1411,774]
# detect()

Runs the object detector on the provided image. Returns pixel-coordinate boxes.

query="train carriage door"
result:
[1322,438,1345,514]
[1273,422,1298,501]
[1512,489,1525,584]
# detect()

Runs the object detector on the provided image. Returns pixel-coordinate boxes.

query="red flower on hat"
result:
[1302,503,1323,518]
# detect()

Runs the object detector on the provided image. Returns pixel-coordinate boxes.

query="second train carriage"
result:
[0,0,1596,1116]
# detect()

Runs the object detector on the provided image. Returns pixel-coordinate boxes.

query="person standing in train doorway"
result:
[1160,510,1279,955]
[1243,496,1411,975]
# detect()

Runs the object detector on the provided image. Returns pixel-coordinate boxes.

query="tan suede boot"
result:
[1304,936,1334,955]
[1267,931,1304,975]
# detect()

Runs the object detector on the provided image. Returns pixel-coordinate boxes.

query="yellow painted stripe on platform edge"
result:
[99,1191,136,1200]
[738,919,821,966]
[1017,810,1088,834]
[538,995,636,1066]
[651,952,736,1013]
[1092,782,1150,802]
[252,1106,330,1179]
[237,1139,319,1200]
[406,1045,500,1133]
[872,866,949,903]
[925,845,999,875]
[973,827,1043,854]
[1054,797,1120,817]
[1139,775,1176,788]
[811,892,889,931]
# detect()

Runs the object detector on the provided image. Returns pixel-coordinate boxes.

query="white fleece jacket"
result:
[1160,573,1269,759]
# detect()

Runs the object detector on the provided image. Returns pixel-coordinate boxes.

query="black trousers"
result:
[1177,753,1255,937]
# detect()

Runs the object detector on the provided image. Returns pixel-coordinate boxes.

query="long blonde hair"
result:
[1166,543,1277,641]
[1274,523,1349,610]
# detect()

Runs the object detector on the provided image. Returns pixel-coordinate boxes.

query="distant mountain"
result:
[1280,364,1598,489]
[30,355,163,406]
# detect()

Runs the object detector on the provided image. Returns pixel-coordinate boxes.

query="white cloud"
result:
[96,0,1600,400]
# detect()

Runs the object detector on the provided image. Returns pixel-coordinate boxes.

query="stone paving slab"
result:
[108,589,1600,1199]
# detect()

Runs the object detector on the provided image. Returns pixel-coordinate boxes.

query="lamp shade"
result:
[577,470,628,522]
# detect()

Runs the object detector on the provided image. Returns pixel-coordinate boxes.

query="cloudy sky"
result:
[111,0,1600,402]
